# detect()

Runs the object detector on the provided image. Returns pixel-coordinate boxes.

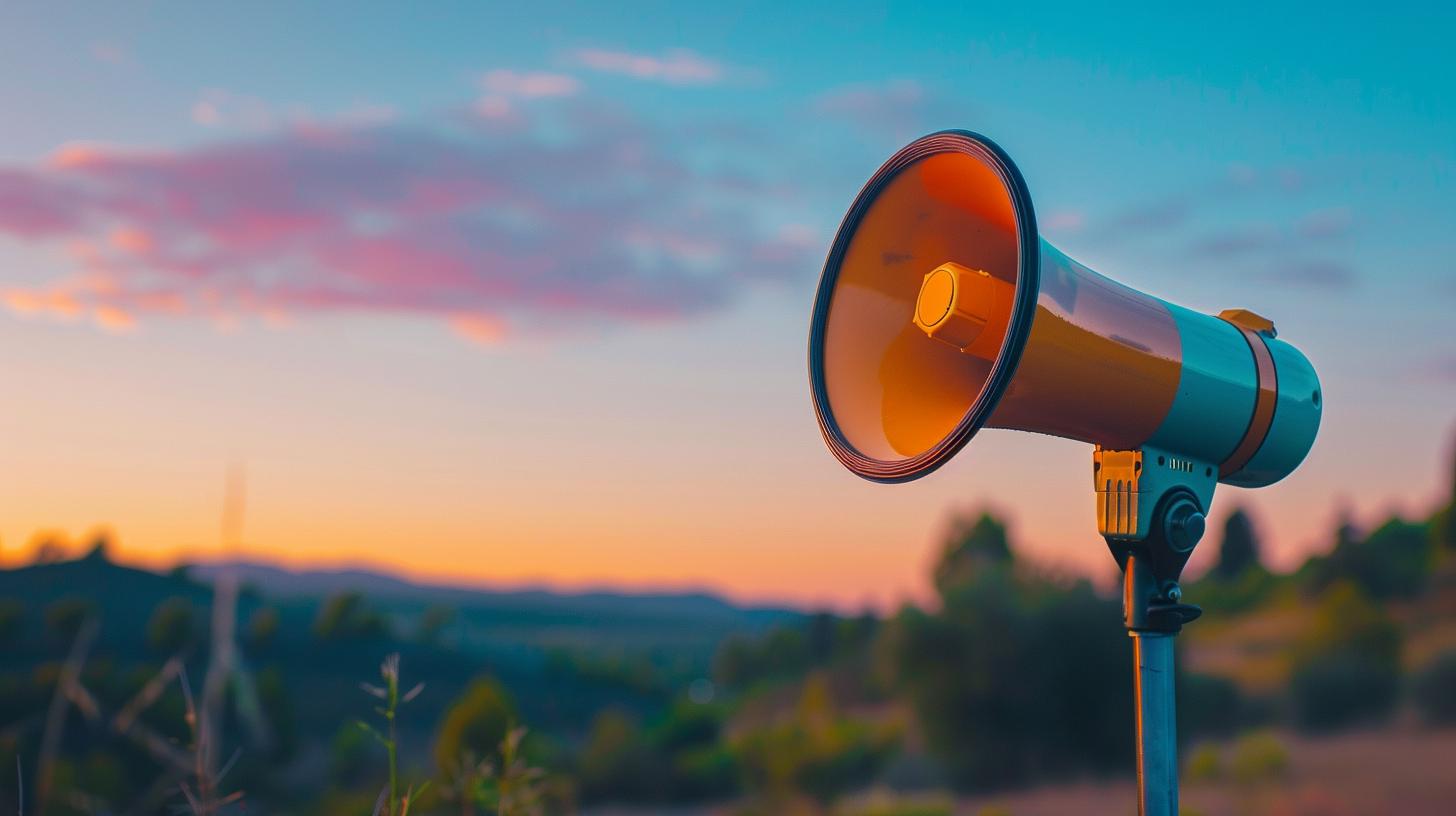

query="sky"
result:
[1,3,1453,609]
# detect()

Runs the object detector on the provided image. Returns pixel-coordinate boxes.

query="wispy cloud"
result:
[1180,205,1358,289]
[0,88,813,342]
[474,70,584,123]
[1088,163,1315,247]
[480,70,581,99]
[572,48,724,85]
[1253,259,1358,289]
[813,80,930,140]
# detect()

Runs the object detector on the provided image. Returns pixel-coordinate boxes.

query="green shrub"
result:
[1413,649,1456,725]
[1290,582,1402,732]
[1229,731,1289,785]
[733,674,899,804]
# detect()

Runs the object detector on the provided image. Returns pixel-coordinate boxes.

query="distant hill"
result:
[189,559,800,625]
[0,552,807,742]
[0,552,801,668]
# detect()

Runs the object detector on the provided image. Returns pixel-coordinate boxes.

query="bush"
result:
[1289,582,1402,732]
[733,674,899,805]
[1292,652,1400,732]
[1413,649,1456,725]
[578,708,656,802]
[1229,731,1289,785]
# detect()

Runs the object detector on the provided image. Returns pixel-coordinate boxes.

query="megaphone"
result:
[808,130,1320,539]
[806,130,1322,816]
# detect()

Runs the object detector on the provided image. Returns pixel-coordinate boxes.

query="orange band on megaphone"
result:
[1218,321,1279,479]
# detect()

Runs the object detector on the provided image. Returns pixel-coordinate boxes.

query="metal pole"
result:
[1133,631,1178,816]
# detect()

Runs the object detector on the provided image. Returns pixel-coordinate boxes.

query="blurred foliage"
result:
[1302,517,1433,600]
[1213,508,1264,582]
[840,794,955,816]
[1229,731,1289,785]
[1178,672,1244,739]
[247,605,281,651]
[474,726,548,816]
[44,594,96,644]
[1185,743,1223,782]
[578,708,655,801]
[716,612,879,693]
[734,673,900,806]
[146,595,198,655]
[0,597,24,646]
[313,590,392,640]
[1412,649,1456,725]
[932,512,1012,596]
[435,676,518,779]
[885,514,1130,791]
[417,604,457,646]
[1290,581,1402,731]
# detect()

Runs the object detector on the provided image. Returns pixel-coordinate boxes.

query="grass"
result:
[359,653,428,816]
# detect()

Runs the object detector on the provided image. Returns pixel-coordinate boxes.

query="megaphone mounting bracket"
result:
[1094,444,1213,634]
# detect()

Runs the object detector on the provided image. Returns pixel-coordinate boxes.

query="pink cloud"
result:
[573,48,723,85]
[449,313,509,345]
[0,99,811,341]
[480,70,581,99]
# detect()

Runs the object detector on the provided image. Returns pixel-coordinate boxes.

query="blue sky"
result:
[1,3,1452,606]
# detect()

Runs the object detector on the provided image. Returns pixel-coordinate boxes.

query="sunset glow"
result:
[2,4,1453,610]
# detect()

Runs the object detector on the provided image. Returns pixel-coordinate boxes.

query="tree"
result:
[1213,508,1263,580]
[1304,513,1432,600]
[146,596,198,654]
[933,511,1012,596]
